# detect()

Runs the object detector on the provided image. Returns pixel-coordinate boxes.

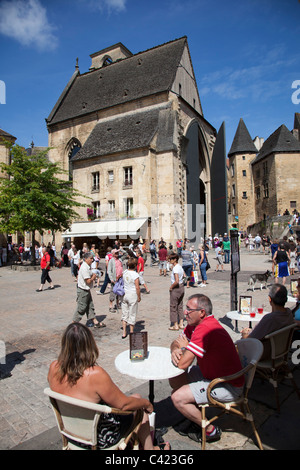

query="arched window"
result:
[66,138,81,181]
[102,55,113,67]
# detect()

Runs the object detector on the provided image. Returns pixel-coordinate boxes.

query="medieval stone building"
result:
[227,113,300,232]
[46,37,218,249]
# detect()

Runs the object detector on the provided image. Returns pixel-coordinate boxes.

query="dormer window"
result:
[103,56,113,66]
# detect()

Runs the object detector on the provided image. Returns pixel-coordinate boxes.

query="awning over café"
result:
[62,218,148,240]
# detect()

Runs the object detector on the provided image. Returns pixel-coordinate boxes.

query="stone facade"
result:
[228,115,300,233]
[46,37,216,249]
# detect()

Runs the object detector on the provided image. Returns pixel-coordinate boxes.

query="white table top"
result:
[287,295,297,303]
[226,310,265,323]
[115,346,184,381]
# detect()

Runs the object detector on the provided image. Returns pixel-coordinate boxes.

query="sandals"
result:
[169,325,179,331]
[94,322,106,328]
[157,442,171,450]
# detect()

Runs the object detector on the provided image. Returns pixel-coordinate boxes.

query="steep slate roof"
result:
[0,128,16,140]
[251,124,300,164]
[228,118,257,157]
[47,37,187,126]
[72,104,177,161]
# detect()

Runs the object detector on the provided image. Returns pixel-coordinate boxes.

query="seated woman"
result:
[47,322,170,450]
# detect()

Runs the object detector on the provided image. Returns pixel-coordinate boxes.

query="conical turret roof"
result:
[228,118,257,157]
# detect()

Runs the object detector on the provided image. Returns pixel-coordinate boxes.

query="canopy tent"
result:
[62,218,148,240]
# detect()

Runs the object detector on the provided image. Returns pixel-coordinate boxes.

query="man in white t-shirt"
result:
[68,244,76,277]
[121,258,141,338]
[73,252,106,328]
[169,253,185,330]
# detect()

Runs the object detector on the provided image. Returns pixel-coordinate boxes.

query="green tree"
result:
[0,144,87,264]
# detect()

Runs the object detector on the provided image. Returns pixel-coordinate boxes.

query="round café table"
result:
[226,310,266,331]
[115,346,184,404]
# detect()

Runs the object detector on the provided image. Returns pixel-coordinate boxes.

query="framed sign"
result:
[291,279,298,297]
[239,295,252,314]
[129,332,148,360]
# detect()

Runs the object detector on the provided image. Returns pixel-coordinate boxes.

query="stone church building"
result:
[46,37,219,249]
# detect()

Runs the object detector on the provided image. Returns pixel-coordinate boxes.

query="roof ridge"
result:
[77,36,188,78]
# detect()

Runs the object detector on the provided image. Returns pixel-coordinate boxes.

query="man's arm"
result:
[85,273,97,286]
[170,335,194,369]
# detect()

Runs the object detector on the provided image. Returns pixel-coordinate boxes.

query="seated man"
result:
[241,284,294,359]
[170,294,244,444]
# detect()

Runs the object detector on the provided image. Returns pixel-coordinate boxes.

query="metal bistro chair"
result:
[44,387,143,450]
[255,323,300,412]
[198,338,264,450]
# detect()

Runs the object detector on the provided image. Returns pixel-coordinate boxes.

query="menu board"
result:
[291,280,298,297]
[129,332,148,360]
[239,295,252,315]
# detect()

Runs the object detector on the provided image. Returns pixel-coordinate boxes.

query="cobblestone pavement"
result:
[0,248,299,450]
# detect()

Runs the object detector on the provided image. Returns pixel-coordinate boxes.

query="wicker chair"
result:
[198,338,264,450]
[255,323,300,412]
[44,387,143,450]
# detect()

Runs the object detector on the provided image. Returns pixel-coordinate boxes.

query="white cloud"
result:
[0,0,58,51]
[82,0,127,12]
[199,45,299,103]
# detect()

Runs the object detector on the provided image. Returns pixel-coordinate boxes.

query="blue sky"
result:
[0,0,299,153]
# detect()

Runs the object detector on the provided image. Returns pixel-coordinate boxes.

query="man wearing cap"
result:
[107,248,123,312]
[73,251,106,328]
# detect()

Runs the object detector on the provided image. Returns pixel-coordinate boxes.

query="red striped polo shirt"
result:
[184,315,244,388]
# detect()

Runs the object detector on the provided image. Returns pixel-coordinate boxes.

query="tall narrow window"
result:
[92,172,100,191]
[263,182,269,198]
[124,198,133,217]
[124,166,133,186]
[108,170,114,183]
[92,201,100,218]
[108,200,115,213]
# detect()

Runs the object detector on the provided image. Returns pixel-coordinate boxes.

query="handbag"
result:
[206,261,210,271]
[113,277,125,296]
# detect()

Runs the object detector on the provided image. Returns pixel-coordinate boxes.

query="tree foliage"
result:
[0,143,86,235]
